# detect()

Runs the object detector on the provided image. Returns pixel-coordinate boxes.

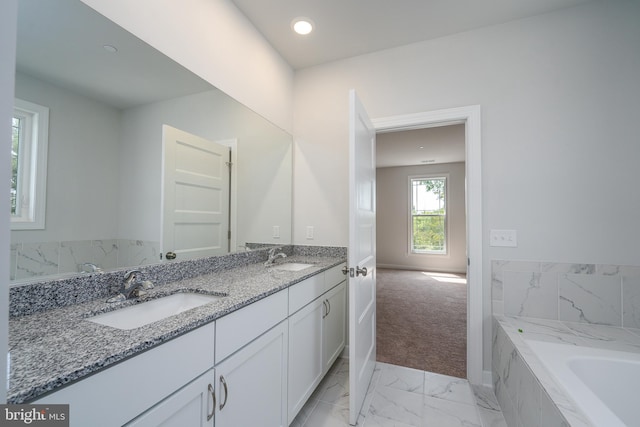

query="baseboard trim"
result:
[482,370,493,388]
[341,346,349,359]
[377,263,467,275]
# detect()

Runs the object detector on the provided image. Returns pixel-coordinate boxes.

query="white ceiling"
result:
[229,0,591,166]
[16,0,213,109]
[231,0,594,70]
[376,125,465,168]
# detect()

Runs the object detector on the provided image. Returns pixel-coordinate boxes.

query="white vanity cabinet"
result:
[214,321,288,427]
[126,369,216,427]
[29,262,346,427]
[33,322,216,427]
[323,280,347,373]
[287,296,325,421]
[213,290,289,427]
[287,264,347,424]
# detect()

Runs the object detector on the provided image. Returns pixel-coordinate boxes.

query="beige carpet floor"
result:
[376,268,467,378]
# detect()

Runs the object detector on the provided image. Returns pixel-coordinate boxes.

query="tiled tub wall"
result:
[10,239,159,281]
[492,318,569,427]
[492,260,640,327]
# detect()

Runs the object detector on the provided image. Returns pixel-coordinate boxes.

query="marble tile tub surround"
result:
[9,244,347,318]
[8,248,346,404]
[492,315,640,427]
[492,260,640,327]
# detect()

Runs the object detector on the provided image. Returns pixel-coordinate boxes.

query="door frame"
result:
[371,105,482,385]
[218,138,238,252]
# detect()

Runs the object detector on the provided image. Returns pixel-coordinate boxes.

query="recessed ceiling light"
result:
[103,44,118,53]
[292,18,314,35]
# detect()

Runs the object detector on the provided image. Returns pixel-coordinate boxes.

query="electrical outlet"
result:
[490,229,517,247]
[306,226,314,240]
[272,226,280,239]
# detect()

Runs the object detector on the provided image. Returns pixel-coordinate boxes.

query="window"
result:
[410,176,447,254]
[11,98,49,230]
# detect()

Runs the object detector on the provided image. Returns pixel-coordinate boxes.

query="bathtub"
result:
[526,340,640,427]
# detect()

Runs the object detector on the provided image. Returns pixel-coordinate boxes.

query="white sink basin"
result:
[271,262,315,272]
[87,293,224,330]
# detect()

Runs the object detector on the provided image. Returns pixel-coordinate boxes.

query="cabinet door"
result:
[323,281,347,373]
[287,297,324,423]
[215,321,288,427]
[126,369,215,427]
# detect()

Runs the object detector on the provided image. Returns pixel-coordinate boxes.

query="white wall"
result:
[377,162,466,273]
[12,73,121,243]
[80,0,294,134]
[293,0,640,372]
[0,0,17,402]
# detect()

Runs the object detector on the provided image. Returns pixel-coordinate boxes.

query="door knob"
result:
[356,266,368,277]
[341,266,349,275]
[165,251,177,260]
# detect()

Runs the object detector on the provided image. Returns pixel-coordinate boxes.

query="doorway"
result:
[371,105,483,385]
[375,123,467,377]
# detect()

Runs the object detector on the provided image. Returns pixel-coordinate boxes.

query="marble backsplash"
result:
[9,244,347,318]
[10,239,159,282]
[492,260,640,328]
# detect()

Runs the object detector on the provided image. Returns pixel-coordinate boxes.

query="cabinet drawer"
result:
[215,290,287,363]
[288,274,325,314]
[34,322,215,427]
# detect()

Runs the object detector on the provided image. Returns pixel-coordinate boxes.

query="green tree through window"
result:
[410,177,446,253]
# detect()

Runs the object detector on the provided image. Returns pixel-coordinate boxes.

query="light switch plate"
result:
[272,226,280,238]
[490,229,517,247]
[306,226,314,240]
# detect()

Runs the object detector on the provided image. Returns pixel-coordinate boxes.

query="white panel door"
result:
[348,90,377,425]
[161,125,230,260]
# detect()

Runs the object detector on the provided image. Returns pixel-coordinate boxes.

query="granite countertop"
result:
[8,255,345,404]
[494,315,640,426]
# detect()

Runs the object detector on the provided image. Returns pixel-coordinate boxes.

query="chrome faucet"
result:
[264,247,287,266]
[80,263,103,273]
[107,269,154,303]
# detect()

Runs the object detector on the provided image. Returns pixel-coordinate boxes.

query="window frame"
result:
[11,98,49,230]
[408,174,449,255]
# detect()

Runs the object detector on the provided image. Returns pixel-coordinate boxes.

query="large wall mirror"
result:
[10,0,292,283]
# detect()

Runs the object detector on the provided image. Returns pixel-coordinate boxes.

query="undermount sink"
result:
[271,262,315,272]
[87,293,225,330]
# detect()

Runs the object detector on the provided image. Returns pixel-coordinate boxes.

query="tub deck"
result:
[492,315,640,427]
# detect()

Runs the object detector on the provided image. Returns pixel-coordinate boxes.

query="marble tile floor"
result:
[291,358,507,427]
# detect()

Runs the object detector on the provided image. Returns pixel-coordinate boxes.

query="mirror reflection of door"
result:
[161,125,231,260]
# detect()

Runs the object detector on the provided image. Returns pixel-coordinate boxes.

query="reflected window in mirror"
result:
[11,98,49,230]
